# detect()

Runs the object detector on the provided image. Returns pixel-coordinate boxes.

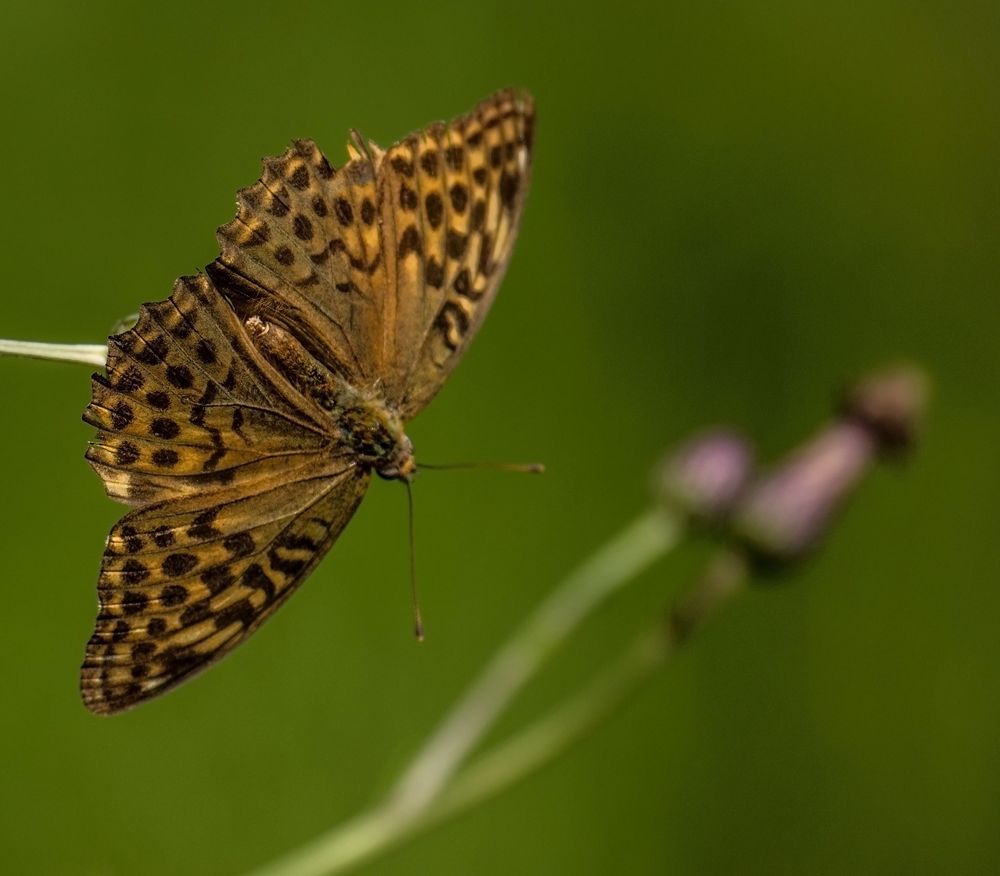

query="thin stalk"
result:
[0,338,107,367]
[426,551,748,838]
[427,624,671,826]
[387,504,681,817]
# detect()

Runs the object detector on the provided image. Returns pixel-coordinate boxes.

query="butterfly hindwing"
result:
[81,464,370,714]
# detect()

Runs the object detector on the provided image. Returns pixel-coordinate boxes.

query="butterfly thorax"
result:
[244,314,415,481]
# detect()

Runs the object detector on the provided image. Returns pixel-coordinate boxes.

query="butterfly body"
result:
[81,89,534,714]
[243,313,415,480]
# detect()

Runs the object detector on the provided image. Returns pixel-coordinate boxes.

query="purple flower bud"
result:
[656,429,755,525]
[837,364,928,454]
[732,362,928,566]
[731,421,875,565]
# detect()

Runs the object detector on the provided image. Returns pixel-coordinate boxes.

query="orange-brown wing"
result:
[207,89,532,417]
[84,273,333,505]
[81,464,369,714]
[377,88,535,418]
[210,139,387,387]
[81,273,368,713]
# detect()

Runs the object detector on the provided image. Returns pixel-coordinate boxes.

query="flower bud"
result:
[732,363,928,568]
[837,363,928,454]
[656,429,755,526]
[731,421,875,566]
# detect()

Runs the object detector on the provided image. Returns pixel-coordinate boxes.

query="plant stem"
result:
[426,624,670,827]
[247,506,682,876]
[426,551,748,838]
[250,628,670,876]
[0,338,107,367]
[387,505,681,816]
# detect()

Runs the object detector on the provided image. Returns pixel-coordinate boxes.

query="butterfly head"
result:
[375,433,417,483]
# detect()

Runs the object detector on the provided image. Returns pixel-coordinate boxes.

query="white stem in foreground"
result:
[424,624,672,829]
[0,339,108,367]
[387,505,679,816]
[248,505,681,876]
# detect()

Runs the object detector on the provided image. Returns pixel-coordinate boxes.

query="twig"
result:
[432,551,748,837]
[388,505,681,815]
[427,624,671,828]
[0,338,107,367]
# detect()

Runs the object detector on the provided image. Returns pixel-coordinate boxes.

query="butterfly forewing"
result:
[212,139,387,385]
[82,89,534,713]
[379,89,535,417]
[84,274,330,504]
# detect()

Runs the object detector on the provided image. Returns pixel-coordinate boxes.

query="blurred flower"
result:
[837,363,929,454]
[656,429,755,526]
[731,420,876,566]
[732,364,928,567]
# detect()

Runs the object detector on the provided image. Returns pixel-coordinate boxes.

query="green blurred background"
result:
[1,1,998,873]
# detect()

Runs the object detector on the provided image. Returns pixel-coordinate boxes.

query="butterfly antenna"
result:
[418,461,545,474]
[405,478,425,642]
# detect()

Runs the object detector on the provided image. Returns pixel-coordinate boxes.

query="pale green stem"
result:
[250,628,670,876]
[248,506,682,876]
[0,338,107,367]
[424,549,749,833]
[423,550,748,838]
[387,504,681,816]
[427,624,671,826]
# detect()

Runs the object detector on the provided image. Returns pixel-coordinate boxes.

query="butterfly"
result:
[80,89,534,714]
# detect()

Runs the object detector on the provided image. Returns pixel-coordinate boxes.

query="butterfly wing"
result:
[81,273,368,714]
[81,465,368,714]
[208,89,533,419]
[80,90,533,712]
[210,138,388,387]
[85,273,335,503]
[377,88,535,419]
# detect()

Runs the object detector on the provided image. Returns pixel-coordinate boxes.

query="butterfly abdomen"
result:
[243,314,346,412]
